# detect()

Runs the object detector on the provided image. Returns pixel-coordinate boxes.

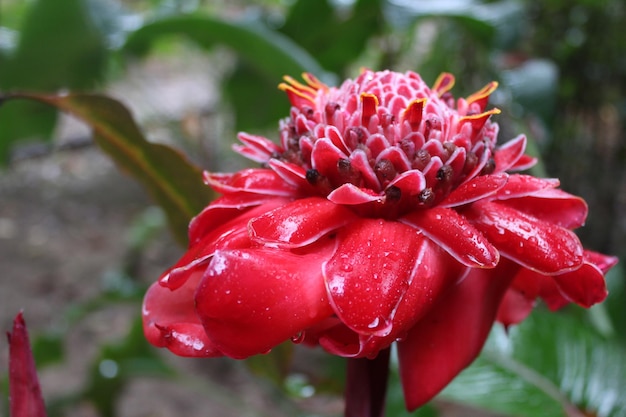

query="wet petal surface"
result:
[398,261,518,410]
[323,219,441,337]
[402,207,499,268]
[249,197,356,248]
[143,273,222,357]
[195,242,335,359]
[466,200,584,274]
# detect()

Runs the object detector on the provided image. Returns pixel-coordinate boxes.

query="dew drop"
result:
[368,317,380,329]
[291,331,306,344]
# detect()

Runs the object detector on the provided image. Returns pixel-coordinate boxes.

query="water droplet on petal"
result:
[291,331,306,344]
[368,317,380,329]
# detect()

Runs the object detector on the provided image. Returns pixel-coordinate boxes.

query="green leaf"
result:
[386,0,496,44]
[599,264,626,343]
[123,14,331,83]
[0,0,109,162]
[0,100,57,161]
[223,61,290,131]
[1,93,213,245]
[1,0,107,90]
[32,332,65,368]
[441,311,626,417]
[280,0,383,75]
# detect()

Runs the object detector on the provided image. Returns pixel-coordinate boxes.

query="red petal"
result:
[203,169,297,196]
[507,267,570,312]
[496,288,536,326]
[188,194,285,244]
[167,200,288,290]
[311,138,349,184]
[398,261,518,410]
[323,219,448,337]
[249,197,356,248]
[350,149,380,190]
[440,172,508,207]
[402,207,499,268]
[377,146,411,172]
[466,201,584,274]
[8,312,47,417]
[315,242,463,359]
[234,132,281,162]
[493,134,527,173]
[387,170,426,196]
[499,188,588,229]
[552,262,608,308]
[494,174,559,200]
[195,245,335,359]
[324,125,350,154]
[366,134,391,158]
[584,250,618,273]
[509,154,537,171]
[143,274,222,357]
[267,159,310,189]
[327,183,384,205]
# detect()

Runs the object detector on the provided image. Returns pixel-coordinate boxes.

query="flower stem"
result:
[344,348,390,417]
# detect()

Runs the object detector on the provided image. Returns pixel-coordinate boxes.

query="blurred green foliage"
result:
[1,0,625,416]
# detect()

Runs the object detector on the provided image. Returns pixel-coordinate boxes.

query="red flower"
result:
[142,70,617,410]
[6,312,47,417]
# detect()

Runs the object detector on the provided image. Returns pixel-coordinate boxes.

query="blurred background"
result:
[0,0,625,416]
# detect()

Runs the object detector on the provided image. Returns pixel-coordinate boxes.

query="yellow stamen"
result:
[278,83,317,104]
[282,75,319,97]
[466,81,499,109]
[302,73,327,91]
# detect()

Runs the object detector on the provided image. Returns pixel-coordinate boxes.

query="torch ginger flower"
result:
[142,69,617,411]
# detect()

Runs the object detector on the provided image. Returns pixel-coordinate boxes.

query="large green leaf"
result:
[123,14,331,83]
[0,93,213,245]
[0,0,109,163]
[440,311,626,417]
[384,0,525,48]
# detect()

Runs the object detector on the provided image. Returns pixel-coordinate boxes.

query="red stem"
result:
[344,348,390,417]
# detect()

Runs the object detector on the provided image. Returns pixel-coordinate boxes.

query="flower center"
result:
[270,70,500,218]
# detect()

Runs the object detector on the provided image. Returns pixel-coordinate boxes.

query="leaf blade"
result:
[2,92,213,245]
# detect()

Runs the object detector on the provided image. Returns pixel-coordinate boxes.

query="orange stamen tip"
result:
[360,93,379,123]
[462,107,501,120]
[279,83,317,106]
[302,73,326,91]
[466,81,499,109]
[433,73,456,96]
[403,98,427,127]
[281,75,318,96]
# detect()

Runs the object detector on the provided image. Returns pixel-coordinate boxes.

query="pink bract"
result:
[143,69,617,410]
